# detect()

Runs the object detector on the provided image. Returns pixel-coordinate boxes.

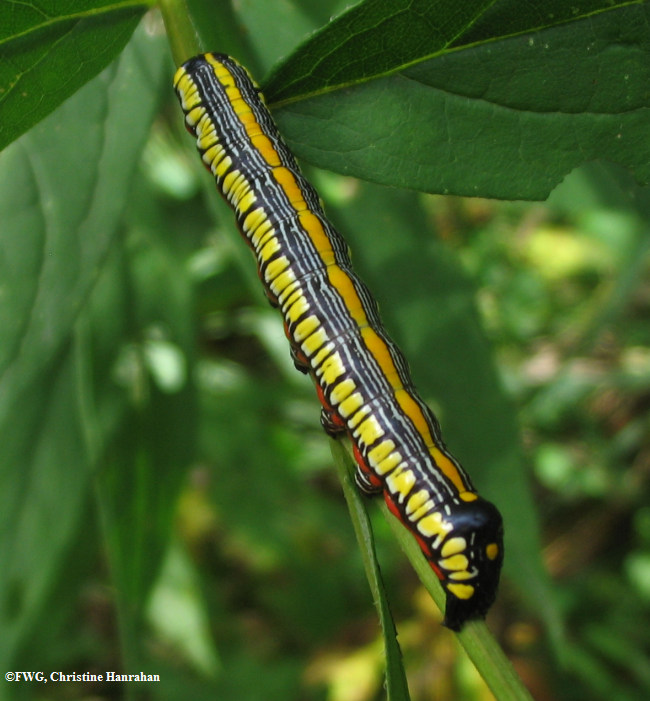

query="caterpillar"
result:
[173,53,503,631]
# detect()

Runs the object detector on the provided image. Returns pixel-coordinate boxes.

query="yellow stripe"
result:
[273,166,307,210]
[367,440,395,467]
[286,295,309,323]
[264,256,290,282]
[326,266,368,327]
[338,392,364,418]
[375,451,402,476]
[330,378,356,405]
[354,415,384,446]
[294,316,320,342]
[311,343,335,369]
[301,327,329,357]
[441,537,467,558]
[318,352,346,385]
[385,466,416,501]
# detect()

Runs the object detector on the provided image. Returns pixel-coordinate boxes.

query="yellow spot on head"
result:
[441,537,467,558]
[486,543,500,561]
[439,554,469,572]
[449,570,474,581]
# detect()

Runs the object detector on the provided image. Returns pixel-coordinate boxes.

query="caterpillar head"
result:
[431,496,504,631]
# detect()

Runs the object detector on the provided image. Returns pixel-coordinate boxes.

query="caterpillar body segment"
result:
[174,53,503,630]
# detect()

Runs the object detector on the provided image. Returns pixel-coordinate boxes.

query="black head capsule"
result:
[432,497,504,631]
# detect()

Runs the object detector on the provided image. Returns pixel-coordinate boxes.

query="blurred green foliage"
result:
[1,1,650,700]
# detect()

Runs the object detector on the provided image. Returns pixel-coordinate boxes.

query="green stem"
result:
[331,440,411,700]
[159,0,203,64]
[332,438,534,701]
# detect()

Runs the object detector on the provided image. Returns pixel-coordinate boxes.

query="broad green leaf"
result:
[265,0,643,100]
[0,1,149,151]
[0,23,167,426]
[266,3,649,199]
[0,340,92,668]
[0,21,170,668]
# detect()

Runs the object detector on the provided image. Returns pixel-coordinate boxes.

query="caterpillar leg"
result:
[320,407,345,437]
[289,344,310,374]
[352,442,383,495]
[314,383,346,436]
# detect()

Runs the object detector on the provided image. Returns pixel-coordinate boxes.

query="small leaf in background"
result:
[147,538,220,677]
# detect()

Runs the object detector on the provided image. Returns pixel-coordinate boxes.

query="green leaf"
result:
[0,0,149,151]
[0,21,170,667]
[265,0,643,100]
[0,340,92,668]
[0,22,167,426]
[266,2,650,199]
